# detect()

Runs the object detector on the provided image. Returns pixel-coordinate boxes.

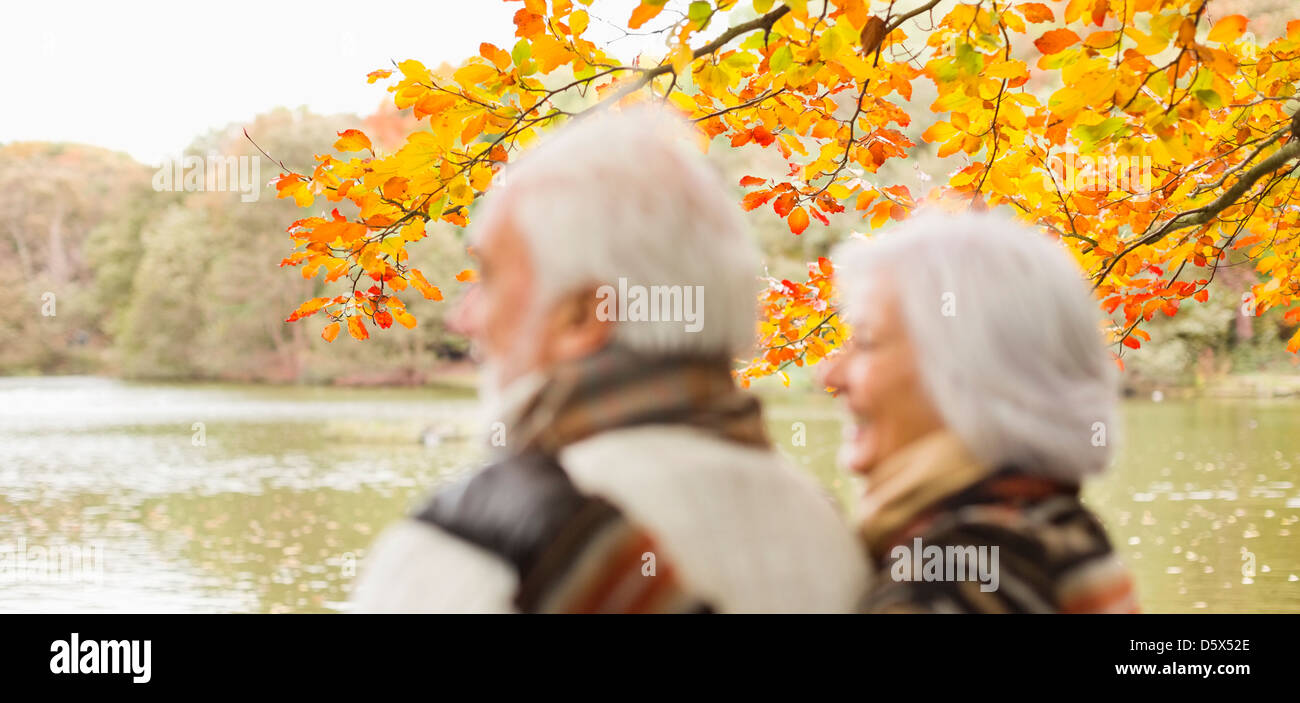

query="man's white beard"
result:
[476,359,547,454]
[471,297,551,452]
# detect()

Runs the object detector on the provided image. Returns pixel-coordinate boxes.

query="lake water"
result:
[1,376,1297,613]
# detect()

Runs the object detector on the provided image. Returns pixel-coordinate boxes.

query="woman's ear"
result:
[546,284,615,362]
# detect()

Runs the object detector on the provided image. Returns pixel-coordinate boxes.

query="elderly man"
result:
[351,108,867,613]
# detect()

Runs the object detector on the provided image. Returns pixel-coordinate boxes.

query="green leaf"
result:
[1195,88,1223,109]
[511,39,531,66]
[770,44,793,72]
[688,1,712,27]
[819,26,845,59]
[956,43,984,76]
[1074,117,1126,150]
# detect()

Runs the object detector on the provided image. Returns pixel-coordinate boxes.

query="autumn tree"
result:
[273,0,1300,383]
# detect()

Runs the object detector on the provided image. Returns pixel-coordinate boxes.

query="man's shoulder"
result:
[559,424,843,521]
[560,424,800,481]
[350,517,518,613]
[413,452,620,577]
[558,424,870,612]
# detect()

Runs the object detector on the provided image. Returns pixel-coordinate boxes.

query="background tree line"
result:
[0,98,1294,387]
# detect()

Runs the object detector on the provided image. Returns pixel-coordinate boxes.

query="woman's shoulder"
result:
[863,472,1138,613]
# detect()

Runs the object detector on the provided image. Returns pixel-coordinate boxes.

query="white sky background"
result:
[1,0,674,165]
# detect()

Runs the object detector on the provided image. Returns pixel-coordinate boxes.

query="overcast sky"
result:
[2,0,665,165]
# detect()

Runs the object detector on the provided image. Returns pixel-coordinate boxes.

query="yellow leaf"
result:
[571,9,589,35]
[454,63,497,86]
[669,44,693,76]
[1207,15,1248,44]
[922,121,957,143]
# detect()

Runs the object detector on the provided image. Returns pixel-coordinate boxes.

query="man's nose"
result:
[446,284,479,338]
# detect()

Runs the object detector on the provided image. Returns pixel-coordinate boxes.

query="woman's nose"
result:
[817,352,843,390]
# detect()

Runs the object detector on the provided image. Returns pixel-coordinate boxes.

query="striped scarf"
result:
[505,344,771,457]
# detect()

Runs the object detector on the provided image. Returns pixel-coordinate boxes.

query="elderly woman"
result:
[820,210,1139,614]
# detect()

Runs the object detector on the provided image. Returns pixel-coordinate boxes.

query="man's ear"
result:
[546,284,615,362]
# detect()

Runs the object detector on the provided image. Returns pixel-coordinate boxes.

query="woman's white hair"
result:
[834,209,1119,482]
[470,106,760,358]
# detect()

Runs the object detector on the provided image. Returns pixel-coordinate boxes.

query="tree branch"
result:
[591,5,792,110]
[1092,133,1300,289]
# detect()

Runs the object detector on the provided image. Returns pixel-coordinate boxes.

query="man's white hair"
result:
[835,210,1119,482]
[470,106,760,358]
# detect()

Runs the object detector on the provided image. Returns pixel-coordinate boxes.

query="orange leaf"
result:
[334,129,372,153]
[788,207,810,235]
[409,269,444,301]
[742,190,774,211]
[321,322,340,342]
[375,311,394,329]
[286,297,328,322]
[347,316,370,341]
[1018,2,1054,23]
[739,175,765,187]
[1034,28,1080,55]
[629,2,664,30]
[480,43,513,71]
[514,9,545,38]
[455,269,479,283]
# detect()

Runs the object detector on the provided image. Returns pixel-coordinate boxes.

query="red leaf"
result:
[773,192,796,218]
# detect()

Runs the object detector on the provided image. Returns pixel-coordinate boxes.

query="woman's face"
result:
[818,278,946,476]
